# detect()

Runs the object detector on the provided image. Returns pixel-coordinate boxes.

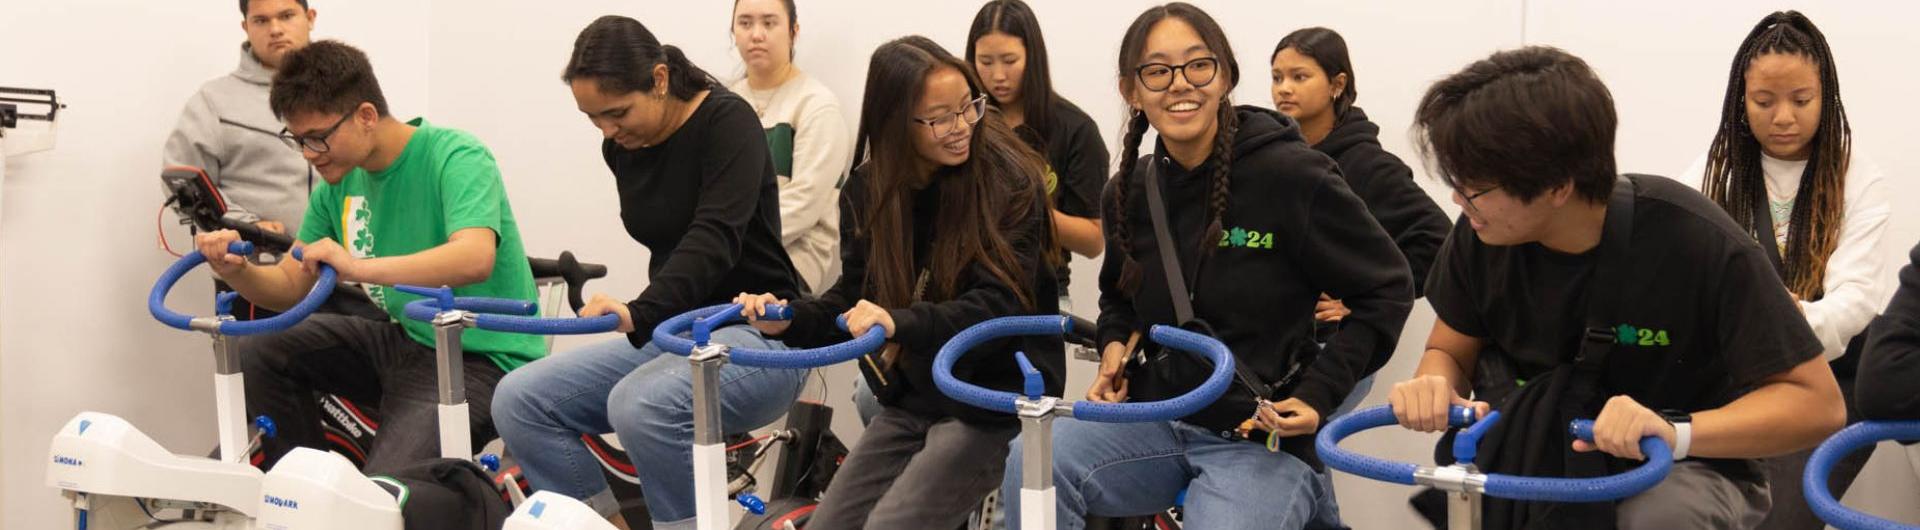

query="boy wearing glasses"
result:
[1387,47,1842,529]
[191,40,543,473]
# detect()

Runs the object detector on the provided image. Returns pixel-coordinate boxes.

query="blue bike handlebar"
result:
[651,303,884,369]
[150,243,336,336]
[1317,405,1672,503]
[396,284,619,335]
[1805,421,1920,530]
[930,316,1236,424]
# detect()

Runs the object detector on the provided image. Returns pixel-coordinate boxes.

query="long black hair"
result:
[1108,3,1240,293]
[851,36,1048,310]
[966,0,1060,136]
[562,15,717,100]
[1701,10,1850,300]
[1272,27,1356,118]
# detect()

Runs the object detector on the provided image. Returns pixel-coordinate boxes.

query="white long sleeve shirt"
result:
[1683,149,1894,360]
[730,72,853,294]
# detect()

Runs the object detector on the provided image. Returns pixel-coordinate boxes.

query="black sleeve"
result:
[1711,238,1824,390]
[887,187,1054,356]
[1052,117,1109,220]
[781,171,868,348]
[1289,170,1416,419]
[1095,175,1141,348]
[1343,150,1451,296]
[621,107,769,346]
[1859,242,1920,421]
[1425,218,1489,338]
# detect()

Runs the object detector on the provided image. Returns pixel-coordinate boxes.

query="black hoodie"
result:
[1098,106,1414,465]
[1314,106,1452,295]
[1860,240,1920,422]
[782,164,1063,426]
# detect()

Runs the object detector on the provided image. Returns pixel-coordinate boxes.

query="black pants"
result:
[1756,369,1871,530]
[241,313,506,474]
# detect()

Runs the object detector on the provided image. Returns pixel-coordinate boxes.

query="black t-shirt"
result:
[604,86,804,347]
[1013,97,1108,293]
[1427,174,1821,476]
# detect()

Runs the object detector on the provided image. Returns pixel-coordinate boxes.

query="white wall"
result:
[3,1,1916,529]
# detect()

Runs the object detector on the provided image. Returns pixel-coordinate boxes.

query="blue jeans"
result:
[491,326,807,528]
[1001,419,1342,530]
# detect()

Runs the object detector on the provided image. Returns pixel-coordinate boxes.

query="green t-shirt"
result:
[297,118,546,371]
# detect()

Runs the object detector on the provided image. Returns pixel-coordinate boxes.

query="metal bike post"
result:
[1017,396,1060,530]
[689,343,731,530]
[197,315,249,464]
[434,310,474,460]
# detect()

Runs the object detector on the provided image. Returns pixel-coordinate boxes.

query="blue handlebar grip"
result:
[1453,410,1501,466]
[760,303,792,321]
[227,241,255,256]
[835,314,850,331]
[291,247,304,262]
[253,415,277,439]
[1805,421,1920,530]
[1014,351,1044,399]
[215,291,241,318]
[1570,419,1596,443]
[395,284,455,314]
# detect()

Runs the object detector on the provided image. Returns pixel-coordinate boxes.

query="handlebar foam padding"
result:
[1805,421,1920,530]
[401,299,619,335]
[149,250,336,335]
[652,304,883,369]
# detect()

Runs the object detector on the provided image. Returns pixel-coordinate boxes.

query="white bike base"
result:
[45,412,263,517]
[258,447,403,529]
[503,491,620,530]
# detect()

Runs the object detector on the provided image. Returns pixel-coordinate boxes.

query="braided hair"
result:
[1701,10,1850,300]
[1108,2,1240,294]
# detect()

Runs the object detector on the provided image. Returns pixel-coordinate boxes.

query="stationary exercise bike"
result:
[504,303,885,530]
[1805,420,1920,530]
[931,315,1234,530]
[1317,405,1672,530]
[253,284,620,528]
[45,240,320,529]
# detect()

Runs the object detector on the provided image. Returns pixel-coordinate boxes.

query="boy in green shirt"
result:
[193,40,543,472]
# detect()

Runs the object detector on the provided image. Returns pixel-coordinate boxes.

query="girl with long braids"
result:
[999,4,1412,528]
[1684,11,1892,529]
[734,36,1061,528]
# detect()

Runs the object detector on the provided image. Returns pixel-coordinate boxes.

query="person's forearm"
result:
[1052,210,1104,258]
[351,237,495,288]
[1412,348,1475,398]
[222,263,309,312]
[1689,365,1845,459]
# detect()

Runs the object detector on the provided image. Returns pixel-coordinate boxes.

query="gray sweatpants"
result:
[806,406,1017,529]
[1617,460,1771,530]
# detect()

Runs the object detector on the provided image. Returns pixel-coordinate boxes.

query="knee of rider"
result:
[1616,491,1723,530]
[606,377,691,435]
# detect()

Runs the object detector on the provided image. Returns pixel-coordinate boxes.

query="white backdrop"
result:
[3,1,1916,528]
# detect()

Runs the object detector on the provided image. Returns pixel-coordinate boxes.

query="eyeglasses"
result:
[1459,185,1501,215]
[279,113,354,154]
[912,95,989,138]
[1134,57,1220,92]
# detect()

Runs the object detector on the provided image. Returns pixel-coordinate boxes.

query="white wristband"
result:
[1670,421,1692,461]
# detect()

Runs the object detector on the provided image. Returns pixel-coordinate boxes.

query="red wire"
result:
[157,203,184,258]
[727,434,775,452]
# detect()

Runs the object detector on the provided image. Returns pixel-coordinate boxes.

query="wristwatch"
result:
[1659,409,1692,461]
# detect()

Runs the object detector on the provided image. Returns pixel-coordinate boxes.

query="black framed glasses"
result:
[1460,185,1501,215]
[279,112,354,153]
[912,95,988,138]
[1134,57,1220,92]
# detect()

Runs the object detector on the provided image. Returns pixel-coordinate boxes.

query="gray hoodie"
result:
[163,43,314,235]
